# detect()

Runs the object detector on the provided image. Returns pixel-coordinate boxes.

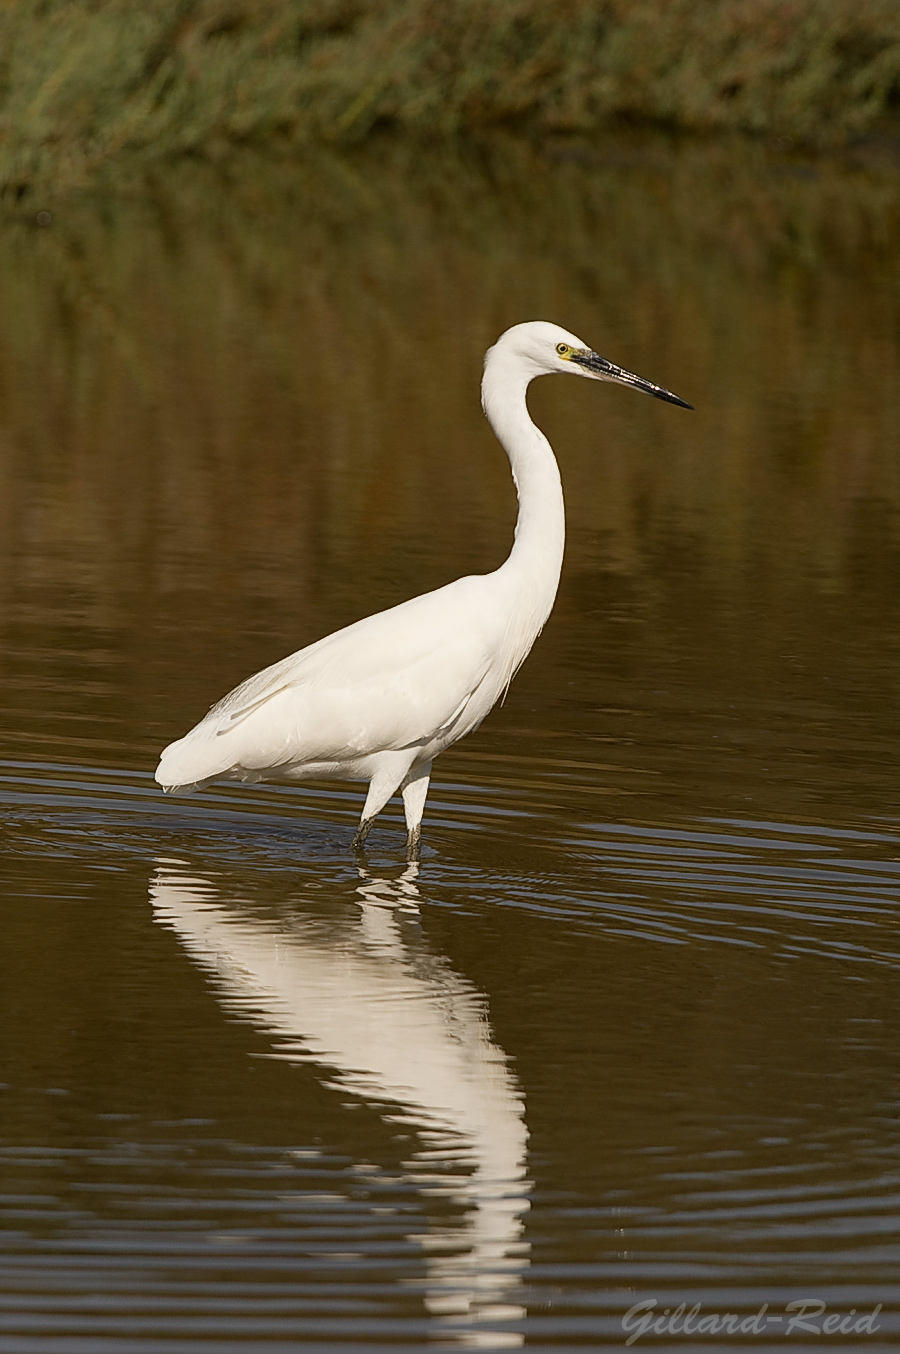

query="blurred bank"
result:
[2,0,900,198]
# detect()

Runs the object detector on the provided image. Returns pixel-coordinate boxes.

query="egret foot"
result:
[351,817,374,853]
[405,824,421,862]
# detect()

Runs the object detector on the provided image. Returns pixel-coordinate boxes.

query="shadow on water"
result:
[2,134,900,1346]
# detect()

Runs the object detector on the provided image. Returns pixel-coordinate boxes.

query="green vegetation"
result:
[2,0,900,197]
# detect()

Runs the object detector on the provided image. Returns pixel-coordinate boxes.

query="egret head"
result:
[489,321,692,409]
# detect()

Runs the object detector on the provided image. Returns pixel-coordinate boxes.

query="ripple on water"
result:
[1,759,899,1348]
[3,758,900,958]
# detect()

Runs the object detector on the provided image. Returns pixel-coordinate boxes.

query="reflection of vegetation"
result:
[1,138,899,612]
[0,137,899,785]
[2,0,900,196]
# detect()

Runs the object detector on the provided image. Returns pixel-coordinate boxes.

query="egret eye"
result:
[556,342,569,356]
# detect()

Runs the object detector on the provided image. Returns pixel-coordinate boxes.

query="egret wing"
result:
[157,576,497,786]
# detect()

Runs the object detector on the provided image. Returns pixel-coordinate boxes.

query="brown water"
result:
[1,136,900,1350]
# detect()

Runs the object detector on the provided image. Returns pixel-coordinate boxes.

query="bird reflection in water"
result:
[149,858,530,1343]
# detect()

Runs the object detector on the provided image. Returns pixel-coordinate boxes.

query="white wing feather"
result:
[156,575,497,789]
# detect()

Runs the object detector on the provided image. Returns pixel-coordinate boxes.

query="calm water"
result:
[1,136,900,1350]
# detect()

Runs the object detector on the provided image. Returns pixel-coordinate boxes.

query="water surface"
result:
[1,136,899,1349]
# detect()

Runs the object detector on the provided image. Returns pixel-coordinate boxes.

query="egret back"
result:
[155,573,511,792]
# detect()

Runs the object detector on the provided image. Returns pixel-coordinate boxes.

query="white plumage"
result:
[155,320,690,853]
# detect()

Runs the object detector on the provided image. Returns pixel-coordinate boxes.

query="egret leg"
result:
[351,817,374,853]
[353,751,419,853]
[401,761,432,860]
[405,825,421,861]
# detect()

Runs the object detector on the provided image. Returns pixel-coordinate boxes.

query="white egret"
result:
[156,320,691,854]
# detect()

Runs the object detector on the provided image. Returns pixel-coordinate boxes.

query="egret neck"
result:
[481,346,566,656]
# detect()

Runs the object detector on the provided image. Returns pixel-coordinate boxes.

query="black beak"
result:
[571,351,693,409]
